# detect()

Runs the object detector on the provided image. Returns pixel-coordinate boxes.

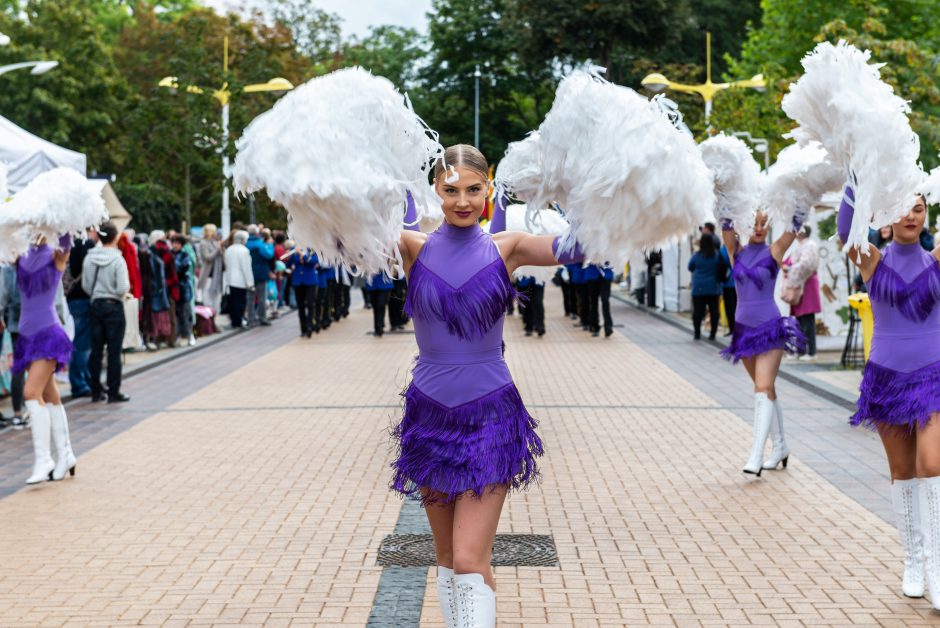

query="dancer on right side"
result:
[720,212,805,477]
[840,180,940,607]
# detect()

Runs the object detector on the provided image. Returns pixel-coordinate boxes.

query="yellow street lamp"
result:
[641,32,765,124]
[158,36,294,235]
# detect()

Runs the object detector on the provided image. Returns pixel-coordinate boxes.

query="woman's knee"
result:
[452,546,490,575]
[916,455,940,478]
[891,461,918,481]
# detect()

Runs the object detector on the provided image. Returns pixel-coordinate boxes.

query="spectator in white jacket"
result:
[223,230,253,329]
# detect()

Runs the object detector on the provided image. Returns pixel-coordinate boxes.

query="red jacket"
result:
[118,234,142,299]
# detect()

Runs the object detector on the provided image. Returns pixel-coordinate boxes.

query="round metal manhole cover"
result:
[377,534,557,567]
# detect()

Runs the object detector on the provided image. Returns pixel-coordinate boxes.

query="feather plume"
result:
[782,40,922,251]
[699,134,761,240]
[233,67,444,274]
[495,67,713,266]
[759,142,843,229]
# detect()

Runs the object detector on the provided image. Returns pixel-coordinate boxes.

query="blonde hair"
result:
[203,223,217,238]
[434,144,489,181]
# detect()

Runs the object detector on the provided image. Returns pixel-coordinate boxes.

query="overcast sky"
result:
[204,0,432,39]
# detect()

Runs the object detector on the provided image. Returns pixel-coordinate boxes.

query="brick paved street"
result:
[0,290,934,627]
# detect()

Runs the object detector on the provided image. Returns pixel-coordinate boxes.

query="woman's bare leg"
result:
[420,488,456,569]
[452,485,507,590]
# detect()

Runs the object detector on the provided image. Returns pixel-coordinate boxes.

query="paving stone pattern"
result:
[0,291,932,626]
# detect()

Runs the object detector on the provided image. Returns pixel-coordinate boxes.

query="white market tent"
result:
[0,114,86,191]
[87,179,132,230]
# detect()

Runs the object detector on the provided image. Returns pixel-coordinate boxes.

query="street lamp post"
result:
[641,32,765,125]
[732,131,770,172]
[473,64,481,149]
[158,36,294,236]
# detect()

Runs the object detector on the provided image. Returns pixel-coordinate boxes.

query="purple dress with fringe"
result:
[720,243,805,363]
[12,244,73,374]
[392,222,543,503]
[851,242,940,431]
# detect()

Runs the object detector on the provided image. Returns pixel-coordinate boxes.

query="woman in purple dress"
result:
[393,145,582,627]
[13,235,78,485]
[840,181,940,609]
[721,214,805,477]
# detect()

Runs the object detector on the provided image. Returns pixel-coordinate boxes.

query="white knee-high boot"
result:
[743,393,774,477]
[763,398,790,470]
[891,479,925,598]
[454,573,495,628]
[920,476,940,609]
[436,566,458,628]
[49,404,76,481]
[24,400,54,484]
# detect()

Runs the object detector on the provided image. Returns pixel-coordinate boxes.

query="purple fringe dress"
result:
[721,243,806,363]
[392,222,543,503]
[851,242,940,431]
[12,244,73,375]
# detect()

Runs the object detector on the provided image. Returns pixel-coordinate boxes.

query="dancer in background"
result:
[721,212,805,476]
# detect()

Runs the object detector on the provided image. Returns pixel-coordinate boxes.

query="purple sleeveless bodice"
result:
[409,223,512,405]
[867,242,940,372]
[732,243,781,326]
[392,222,542,503]
[12,243,73,374]
[17,245,62,336]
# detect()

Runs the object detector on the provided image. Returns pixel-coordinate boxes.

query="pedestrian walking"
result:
[64,228,98,398]
[840,181,940,607]
[223,230,253,329]
[782,225,821,361]
[688,233,724,341]
[365,271,394,336]
[721,212,806,477]
[288,249,319,337]
[245,225,273,327]
[83,222,131,403]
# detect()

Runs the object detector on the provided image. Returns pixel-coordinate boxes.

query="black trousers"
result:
[389,279,407,328]
[598,278,613,333]
[89,299,126,398]
[692,294,720,339]
[560,281,575,316]
[798,313,817,356]
[340,284,351,317]
[370,289,391,335]
[228,287,247,328]
[317,283,332,328]
[524,284,545,333]
[722,286,737,333]
[516,283,531,320]
[295,284,318,334]
[576,283,590,328]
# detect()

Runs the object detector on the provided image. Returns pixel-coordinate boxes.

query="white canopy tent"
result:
[0,114,86,191]
[87,179,132,230]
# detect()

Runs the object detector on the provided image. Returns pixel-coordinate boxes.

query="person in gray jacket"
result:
[82,222,131,403]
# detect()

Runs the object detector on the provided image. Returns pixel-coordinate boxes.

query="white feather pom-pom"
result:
[495,68,713,265]
[782,40,922,251]
[760,142,843,229]
[698,134,761,240]
[0,168,108,261]
[0,162,8,201]
[506,204,569,282]
[495,133,544,205]
[233,67,443,274]
[921,165,940,207]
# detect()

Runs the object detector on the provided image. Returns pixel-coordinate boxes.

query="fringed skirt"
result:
[391,382,543,504]
[851,360,940,431]
[12,324,72,374]
[720,316,806,363]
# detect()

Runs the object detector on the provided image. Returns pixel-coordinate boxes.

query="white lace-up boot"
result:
[436,566,458,628]
[743,393,774,477]
[891,479,925,598]
[763,398,790,470]
[454,573,495,628]
[50,404,77,481]
[24,400,54,484]
[920,476,940,609]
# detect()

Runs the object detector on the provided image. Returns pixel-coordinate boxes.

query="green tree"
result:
[340,25,425,91]
[0,0,130,174]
